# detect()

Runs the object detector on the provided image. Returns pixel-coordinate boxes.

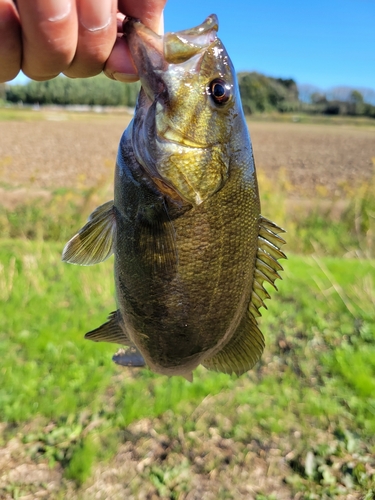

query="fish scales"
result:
[62,14,286,380]
[115,134,259,367]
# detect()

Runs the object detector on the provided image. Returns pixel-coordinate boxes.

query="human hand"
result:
[0,0,166,83]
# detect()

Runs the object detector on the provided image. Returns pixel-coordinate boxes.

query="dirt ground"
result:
[0,115,374,204]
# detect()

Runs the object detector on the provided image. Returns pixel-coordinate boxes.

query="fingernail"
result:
[109,71,139,83]
[157,11,164,36]
[46,0,71,22]
[80,0,112,31]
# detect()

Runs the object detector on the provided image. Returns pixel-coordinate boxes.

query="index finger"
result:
[104,0,166,82]
[17,0,78,80]
[118,0,166,33]
[0,0,22,82]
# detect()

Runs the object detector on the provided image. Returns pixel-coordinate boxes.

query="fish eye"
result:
[208,78,231,105]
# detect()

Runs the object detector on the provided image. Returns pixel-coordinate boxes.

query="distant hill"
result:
[298,83,375,106]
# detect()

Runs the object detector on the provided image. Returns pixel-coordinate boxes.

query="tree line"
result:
[3,75,140,107]
[2,73,375,118]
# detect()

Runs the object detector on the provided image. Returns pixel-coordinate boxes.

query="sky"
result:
[10,0,375,92]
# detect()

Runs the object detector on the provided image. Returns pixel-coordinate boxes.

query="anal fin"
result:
[181,372,193,382]
[85,310,129,345]
[112,347,146,367]
[203,311,265,376]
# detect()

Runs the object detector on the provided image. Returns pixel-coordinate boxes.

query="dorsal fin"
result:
[250,216,286,318]
[62,200,116,266]
[85,310,129,345]
[203,311,265,375]
[203,216,286,376]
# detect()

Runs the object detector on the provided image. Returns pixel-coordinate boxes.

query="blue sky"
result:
[164,0,375,91]
[10,0,375,92]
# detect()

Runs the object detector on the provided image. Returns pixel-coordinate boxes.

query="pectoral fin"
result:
[62,200,116,265]
[138,202,178,274]
[203,311,265,376]
[112,347,146,367]
[85,310,129,345]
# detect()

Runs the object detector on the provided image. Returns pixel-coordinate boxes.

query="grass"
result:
[0,105,133,122]
[0,237,374,497]
[246,112,375,128]
[1,113,375,497]
[2,163,374,258]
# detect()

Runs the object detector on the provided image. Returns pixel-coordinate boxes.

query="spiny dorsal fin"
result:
[256,259,282,284]
[85,310,129,344]
[258,238,286,261]
[250,216,287,318]
[203,312,265,376]
[112,347,146,367]
[62,200,116,266]
[259,226,286,247]
[259,216,286,234]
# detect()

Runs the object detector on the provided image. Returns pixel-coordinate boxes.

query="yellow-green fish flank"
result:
[62,14,286,380]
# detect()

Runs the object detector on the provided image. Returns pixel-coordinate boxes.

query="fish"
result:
[62,14,286,381]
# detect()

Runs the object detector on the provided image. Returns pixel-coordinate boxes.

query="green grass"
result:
[0,105,132,122]
[1,170,374,259]
[246,112,375,128]
[1,237,374,497]
[0,143,374,497]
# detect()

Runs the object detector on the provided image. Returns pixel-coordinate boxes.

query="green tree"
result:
[5,75,140,106]
[0,83,6,102]
[237,72,299,114]
[349,90,365,115]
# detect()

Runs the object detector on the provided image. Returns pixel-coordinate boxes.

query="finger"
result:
[0,0,22,82]
[17,0,78,80]
[105,1,166,82]
[118,0,166,33]
[64,0,117,78]
[104,36,138,82]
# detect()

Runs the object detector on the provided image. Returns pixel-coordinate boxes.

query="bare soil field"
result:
[0,113,374,203]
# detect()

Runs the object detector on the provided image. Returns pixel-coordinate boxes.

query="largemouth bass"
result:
[62,14,286,380]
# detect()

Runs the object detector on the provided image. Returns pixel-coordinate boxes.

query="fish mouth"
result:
[124,16,221,150]
[124,13,219,64]
[123,14,219,103]
[124,16,227,206]
[163,15,218,64]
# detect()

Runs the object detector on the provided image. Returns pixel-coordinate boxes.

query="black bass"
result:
[62,14,286,380]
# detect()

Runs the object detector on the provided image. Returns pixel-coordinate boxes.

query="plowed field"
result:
[0,113,374,202]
